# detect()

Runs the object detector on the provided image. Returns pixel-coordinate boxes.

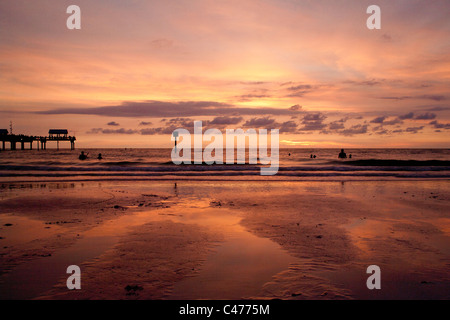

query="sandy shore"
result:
[0,180,449,299]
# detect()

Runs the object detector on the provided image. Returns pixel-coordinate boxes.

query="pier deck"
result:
[0,129,76,151]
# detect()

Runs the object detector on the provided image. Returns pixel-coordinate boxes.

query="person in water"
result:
[79,151,88,160]
[97,153,103,160]
[338,149,347,159]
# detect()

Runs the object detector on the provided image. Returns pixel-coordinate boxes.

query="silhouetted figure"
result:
[310,154,313,158]
[288,153,291,156]
[314,155,317,158]
[79,151,88,160]
[97,153,103,160]
[349,154,352,159]
[338,149,347,159]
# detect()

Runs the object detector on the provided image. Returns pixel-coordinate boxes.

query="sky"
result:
[0,0,449,148]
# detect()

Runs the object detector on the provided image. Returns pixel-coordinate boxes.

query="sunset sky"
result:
[0,0,449,148]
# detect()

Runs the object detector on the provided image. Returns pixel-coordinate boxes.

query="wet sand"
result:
[0,180,449,299]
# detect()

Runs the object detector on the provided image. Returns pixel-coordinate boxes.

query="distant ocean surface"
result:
[0,148,449,181]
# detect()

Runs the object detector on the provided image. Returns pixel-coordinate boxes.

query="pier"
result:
[0,129,76,151]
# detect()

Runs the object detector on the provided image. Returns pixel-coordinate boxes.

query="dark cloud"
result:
[166,117,196,128]
[405,126,424,134]
[238,118,298,133]
[286,93,313,98]
[140,126,176,135]
[398,112,414,120]
[236,94,271,101]
[340,124,369,136]
[383,118,403,126]
[372,126,390,135]
[429,120,450,129]
[209,116,243,125]
[285,84,317,97]
[87,128,138,134]
[415,112,436,120]
[299,112,327,131]
[328,121,345,130]
[84,104,447,138]
[107,121,120,126]
[379,95,446,101]
[243,117,276,127]
[379,96,411,101]
[289,104,302,111]
[103,128,137,134]
[417,95,446,101]
[139,128,161,135]
[278,121,298,133]
[89,116,292,136]
[240,81,267,85]
[86,128,103,134]
[37,100,301,118]
[285,91,312,98]
[302,113,326,122]
[39,101,231,117]
[287,84,313,91]
[370,116,386,124]
[369,113,413,126]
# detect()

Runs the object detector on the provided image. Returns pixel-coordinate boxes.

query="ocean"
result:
[0,148,449,181]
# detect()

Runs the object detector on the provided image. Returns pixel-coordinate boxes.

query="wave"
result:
[1,164,450,172]
[1,157,450,180]
[0,171,449,179]
[329,159,450,166]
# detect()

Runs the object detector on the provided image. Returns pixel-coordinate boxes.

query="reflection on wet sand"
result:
[0,180,449,300]
[0,194,297,300]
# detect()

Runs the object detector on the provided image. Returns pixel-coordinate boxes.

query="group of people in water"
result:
[287,149,352,159]
[309,149,351,159]
[79,151,103,161]
[80,149,351,161]
[338,149,352,159]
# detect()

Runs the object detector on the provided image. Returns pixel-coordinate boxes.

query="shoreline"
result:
[1,176,450,185]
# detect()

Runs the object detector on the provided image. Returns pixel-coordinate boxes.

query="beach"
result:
[1,178,449,300]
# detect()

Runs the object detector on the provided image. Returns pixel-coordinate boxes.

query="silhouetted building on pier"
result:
[0,129,76,151]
